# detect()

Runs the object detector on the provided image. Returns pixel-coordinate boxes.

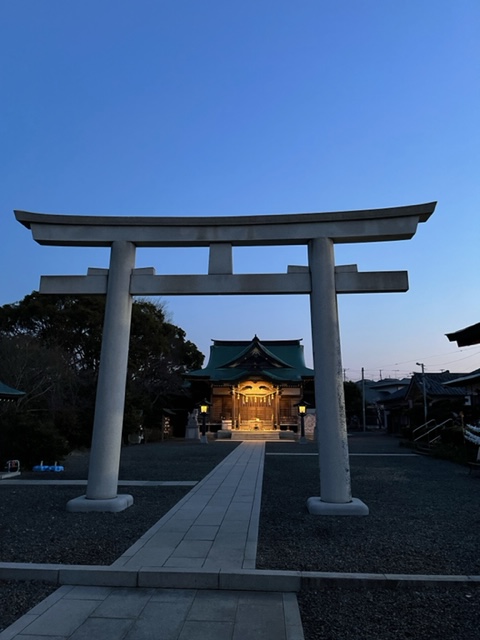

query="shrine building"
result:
[185,335,314,432]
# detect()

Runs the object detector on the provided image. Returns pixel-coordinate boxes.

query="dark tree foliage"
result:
[0,292,204,466]
[0,293,105,372]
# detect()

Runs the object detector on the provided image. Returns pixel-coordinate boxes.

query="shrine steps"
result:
[229,430,294,441]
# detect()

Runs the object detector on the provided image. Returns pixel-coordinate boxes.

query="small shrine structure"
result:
[186,336,314,433]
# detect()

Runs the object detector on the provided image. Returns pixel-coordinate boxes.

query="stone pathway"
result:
[113,438,264,571]
[2,584,303,640]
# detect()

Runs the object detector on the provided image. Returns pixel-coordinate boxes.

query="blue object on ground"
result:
[33,463,64,472]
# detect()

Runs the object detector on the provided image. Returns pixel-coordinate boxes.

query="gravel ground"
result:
[0,485,191,564]
[259,435,480,639]
[0,581,59,632]
[257,441,480,574]
[297,584,480,640]
[2,435,480,638]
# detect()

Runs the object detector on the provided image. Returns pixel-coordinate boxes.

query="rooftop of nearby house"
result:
[407,371,470,398]
[355,378,410,404]
[446,322,480,347]
[364,372,472,406]
[442,368,480,388]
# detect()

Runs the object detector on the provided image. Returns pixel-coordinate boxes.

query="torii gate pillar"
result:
[68,241,136,512]
[308,237,367,514]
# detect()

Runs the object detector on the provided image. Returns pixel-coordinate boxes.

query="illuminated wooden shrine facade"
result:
[186,336,314,431]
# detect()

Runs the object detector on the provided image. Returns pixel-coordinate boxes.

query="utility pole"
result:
[362,367,366,432]
[416,362,428,424]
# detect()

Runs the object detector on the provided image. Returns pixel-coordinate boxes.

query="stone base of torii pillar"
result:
[307,497,369,516]
[67,494,134,513]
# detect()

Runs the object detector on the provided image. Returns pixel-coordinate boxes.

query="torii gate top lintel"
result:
[14,201,436,248]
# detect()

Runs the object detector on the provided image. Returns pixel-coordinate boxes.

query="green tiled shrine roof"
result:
[186,336,314,383]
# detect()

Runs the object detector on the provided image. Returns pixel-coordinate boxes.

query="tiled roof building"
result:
[185,336,314,431]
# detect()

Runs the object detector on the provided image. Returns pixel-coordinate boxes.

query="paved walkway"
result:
[113,440,264,571]
[0,442,305,640]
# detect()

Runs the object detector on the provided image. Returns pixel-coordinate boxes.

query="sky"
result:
[1,1,479,381]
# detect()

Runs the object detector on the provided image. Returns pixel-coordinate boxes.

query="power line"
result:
[345,348,480,373]
[433,350,480,365]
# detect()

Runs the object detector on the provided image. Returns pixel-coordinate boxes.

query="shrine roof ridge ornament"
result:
[14,201,436,248]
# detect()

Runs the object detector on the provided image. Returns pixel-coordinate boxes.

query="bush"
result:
[440,427,464,446]
[0,409,69,469]
[429,442,471,466]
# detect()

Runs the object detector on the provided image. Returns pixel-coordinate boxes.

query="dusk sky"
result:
[1,1,479,380]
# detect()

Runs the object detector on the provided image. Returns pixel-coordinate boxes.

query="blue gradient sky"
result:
[1,1,479,380]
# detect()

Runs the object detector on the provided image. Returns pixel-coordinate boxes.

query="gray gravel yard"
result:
[1,435,480,639]
[1,440,240,567]
[257,439,480,575]
[297,584,480,640]
[0,485,190,565]
[259,435,480,639]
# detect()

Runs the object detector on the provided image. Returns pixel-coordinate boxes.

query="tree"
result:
[0,292,204,463]
[0,336,73,466]
[0,293,105,373]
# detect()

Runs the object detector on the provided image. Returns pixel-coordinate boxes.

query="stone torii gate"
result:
[15,202,436,514]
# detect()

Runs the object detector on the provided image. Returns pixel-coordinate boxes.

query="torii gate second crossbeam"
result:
[15,202,436,514]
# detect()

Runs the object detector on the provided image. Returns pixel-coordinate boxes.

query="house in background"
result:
[444,322,480,410]
[184,336,314,433]
[381,371,471,434]
[363,322,480,434]
[443,368,480,404]
[405,371,470,418]
[358,378,410,431]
